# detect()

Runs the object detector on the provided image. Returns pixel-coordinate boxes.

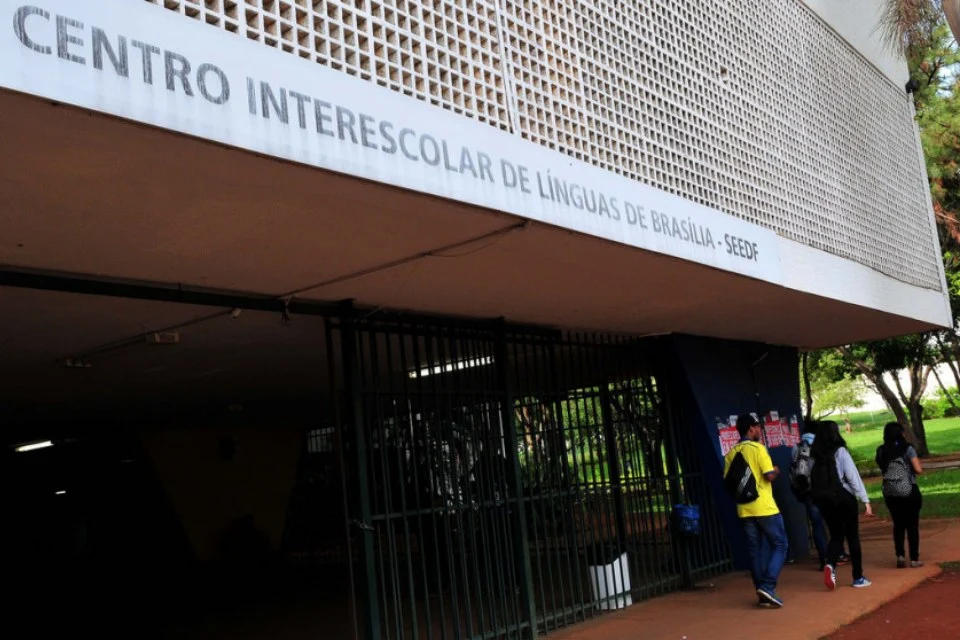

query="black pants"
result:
[819,491,864,580]
[885,485,922,561]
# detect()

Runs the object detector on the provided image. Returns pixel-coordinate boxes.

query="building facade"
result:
[0,1,950,638]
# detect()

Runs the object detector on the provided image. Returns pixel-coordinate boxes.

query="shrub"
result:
[924,398,946,419]
[927,386,960,421]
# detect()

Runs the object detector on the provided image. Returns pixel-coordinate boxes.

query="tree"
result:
[838,337,936,456]
[920,29,960,391]
[879,1,960,55]
[812,377,868,421]
[914,18,960,442]
[934,265,960,398]
[799,349,850,421]
[879,1,950,58]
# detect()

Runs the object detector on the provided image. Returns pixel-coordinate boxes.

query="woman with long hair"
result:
[875,422,924,568]
[811,420,874,590]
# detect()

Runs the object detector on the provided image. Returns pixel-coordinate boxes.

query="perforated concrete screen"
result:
[144,0,942,291]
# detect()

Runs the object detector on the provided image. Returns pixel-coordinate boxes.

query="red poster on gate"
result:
[717,411,799,453]
[763,413,779,448]
[789,415,801,447]
[716,416,743,456]
[719,426,740,456]
[763,412,790,448]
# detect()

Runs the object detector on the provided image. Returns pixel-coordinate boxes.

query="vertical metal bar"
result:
[409,325,450,640]
[397,323,437,640]
[608,338,639,598]
[572,333,603,617]
[359,322,398,640]
[657,367,692,588]
[588,334,618,611]
[461,330,493,636]
[495,321,538,639]
[644,349,670,594]
[528,335,562,627]
[498,333,525,638]
[442,326,478,639]
[555,341,589,620]
[475,332,510,636]
[599,384,627,566]
[513,339,548,628]
[366,328,405,637]
[475,329,519,637]
[484,332,522,638]
[610,336,660,598]
[422,323,463,638]
[325,317,361,640]
[548,339,585,624]
[383,326,420,640]
[339,302,382,640]
[546,337,573,625]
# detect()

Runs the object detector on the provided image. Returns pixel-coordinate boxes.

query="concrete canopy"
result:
[0,90,942,408]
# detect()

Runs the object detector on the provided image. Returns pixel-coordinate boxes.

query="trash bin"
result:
[587,551,632,610]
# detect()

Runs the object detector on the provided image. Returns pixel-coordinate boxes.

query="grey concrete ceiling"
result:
[0,90,936,408]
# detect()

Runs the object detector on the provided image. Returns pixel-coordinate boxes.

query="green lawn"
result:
[846,409,896,430]
[843,414,960,475]
[867,467,960,519]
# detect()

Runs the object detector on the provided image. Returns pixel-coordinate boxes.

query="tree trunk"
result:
[936,338,960,402]
[900,363,932,457]
[931,364,959,411]
[947,354,960,392]
[937,335,960,392]
[873,372,911,432]
[837,347,910,427]
[801,351,814,422]
[906,401,931,456]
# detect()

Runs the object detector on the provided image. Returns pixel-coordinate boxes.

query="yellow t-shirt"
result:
[723,440,780,519]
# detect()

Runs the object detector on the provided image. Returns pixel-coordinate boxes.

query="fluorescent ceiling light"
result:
[409,356,493,379]
[15,440,54,453]
[55,490,66,495]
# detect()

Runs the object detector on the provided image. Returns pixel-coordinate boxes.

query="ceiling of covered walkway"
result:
[0,90,940,410]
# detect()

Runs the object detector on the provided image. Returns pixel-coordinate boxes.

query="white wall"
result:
[801,0,909,84]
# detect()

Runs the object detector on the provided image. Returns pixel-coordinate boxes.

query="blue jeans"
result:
[742,514,789,594]
[806,502,828,563]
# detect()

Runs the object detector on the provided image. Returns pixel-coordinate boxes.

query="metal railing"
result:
[327,307,731,639]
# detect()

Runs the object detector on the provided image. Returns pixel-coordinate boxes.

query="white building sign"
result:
[1,0,781,284]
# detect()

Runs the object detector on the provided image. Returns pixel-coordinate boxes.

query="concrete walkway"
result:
[924,460,960,470]
[548,518,960,640]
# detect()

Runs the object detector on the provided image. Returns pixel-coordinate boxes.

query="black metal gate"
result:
[327,307,730,639]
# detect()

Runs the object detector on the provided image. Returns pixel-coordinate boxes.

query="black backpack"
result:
[790,441,815,500]
[810,447,845,508]
[724,443,759,504]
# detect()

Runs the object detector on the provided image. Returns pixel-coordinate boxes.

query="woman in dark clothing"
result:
[876,422,924,568]
[812,421,873,589]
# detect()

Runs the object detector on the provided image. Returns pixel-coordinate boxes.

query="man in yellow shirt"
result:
[724,414,788,608]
